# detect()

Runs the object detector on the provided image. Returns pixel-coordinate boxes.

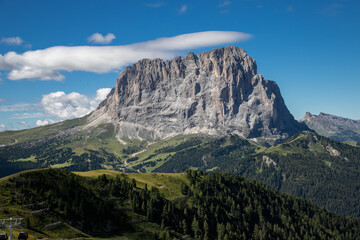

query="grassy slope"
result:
[74,170,188,200]
[0,117,215,175]
[0,169,187,239]
[0,116,87,145]
[0,169,85,239]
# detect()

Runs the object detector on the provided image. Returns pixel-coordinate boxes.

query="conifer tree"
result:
[192,215,200,239]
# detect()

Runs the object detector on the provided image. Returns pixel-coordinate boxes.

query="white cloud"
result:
[8,67,65,81]
[88,33,116,44]
[40,88,111,120]
[1,37,23,45]
[36,119,56,127]
[93,88,112,103]
[19,121,30,127]
[0,31,252,81]
[0,123,5,132]
[179,5,188,13]
[139,31,251,51]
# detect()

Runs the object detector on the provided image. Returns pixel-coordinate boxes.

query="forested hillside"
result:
[1,169,360,239]
[153,132,360,218]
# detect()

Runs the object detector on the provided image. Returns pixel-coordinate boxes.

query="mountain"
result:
[2,169,360,239]
[300,112,360,145]
[89,46,307,142]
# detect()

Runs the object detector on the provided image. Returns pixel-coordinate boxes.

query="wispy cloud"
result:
[19,121,30,127]
[24,43,32,49]
[219,1,231,8]
[40,88,111,120]
[179,5,188,14]
[0,103,39,112]
[0,31,252,81]
[10,112,45,119]
[145,2,164,8]
[0,123,5,132]
[286,5,294,12]
[321,3,343,16]
[0,37,23,45]
[88,33,116,44]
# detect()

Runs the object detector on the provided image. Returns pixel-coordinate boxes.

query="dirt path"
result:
[130,142,155,157]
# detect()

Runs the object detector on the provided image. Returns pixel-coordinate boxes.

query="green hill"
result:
[1,169,360,239]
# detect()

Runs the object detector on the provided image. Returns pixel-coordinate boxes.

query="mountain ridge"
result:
[300,112,360,144]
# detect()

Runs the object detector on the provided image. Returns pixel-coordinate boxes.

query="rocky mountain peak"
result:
[90,46,307,142]
[304,112,313,118]
[301,112,360,127]
[300,112,360,143]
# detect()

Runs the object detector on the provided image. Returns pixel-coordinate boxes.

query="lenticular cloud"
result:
[0,31,252,81]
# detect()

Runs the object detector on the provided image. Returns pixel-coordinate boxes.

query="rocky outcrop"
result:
[88,46,307,142]
[300,112,360,143]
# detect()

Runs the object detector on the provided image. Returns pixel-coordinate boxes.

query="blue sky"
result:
[0,0,359,131]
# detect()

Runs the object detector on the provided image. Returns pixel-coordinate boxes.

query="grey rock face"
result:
[89,46,307,141]
[300,112,360,143]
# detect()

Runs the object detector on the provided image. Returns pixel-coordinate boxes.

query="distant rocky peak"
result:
[304,112,313,118]
[300,112,360,143]
[301,112,360,125]
[319,112,330,117]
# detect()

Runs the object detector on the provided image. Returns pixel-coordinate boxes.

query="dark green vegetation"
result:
[0,137,121,177]
[0,169,128,238]
[1,169,360,239]
[0,169,179,239]
[153,132,360,219]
